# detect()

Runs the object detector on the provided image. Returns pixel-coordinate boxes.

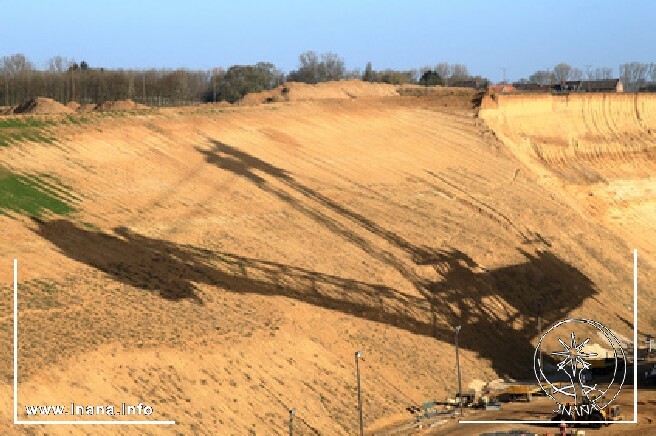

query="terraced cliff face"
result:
[479,93,656,167]
[480,93,656,261]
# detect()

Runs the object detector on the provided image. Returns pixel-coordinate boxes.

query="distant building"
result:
[450,78,488,89]
[513,83,551,92]
[555,79,623,93]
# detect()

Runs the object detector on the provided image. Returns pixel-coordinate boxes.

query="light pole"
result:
[454,325,463,417]
[537,302,543,371]
[355,350,364,436]
[289,408,296,436]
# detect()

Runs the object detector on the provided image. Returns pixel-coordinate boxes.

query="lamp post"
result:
[454,325,463,417]
[537,302,543,371]
[355,350,364,436]
[289,408,296,436]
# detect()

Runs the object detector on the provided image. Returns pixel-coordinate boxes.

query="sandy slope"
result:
[480,93,656,269]
[0,94,653,434]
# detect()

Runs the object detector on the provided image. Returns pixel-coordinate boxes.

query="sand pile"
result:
[13,97,73,114]
[201,101,232,108]
[240,79,401,105]
[96,99,149,111]
[398,84,477,96]
[79,103,98,112]
[66,101,81,111]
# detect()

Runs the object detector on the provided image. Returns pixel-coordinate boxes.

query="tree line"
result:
[515,62,656,91]
[1,52,485,107]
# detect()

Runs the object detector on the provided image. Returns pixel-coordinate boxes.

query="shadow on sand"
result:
[31,140,599,376]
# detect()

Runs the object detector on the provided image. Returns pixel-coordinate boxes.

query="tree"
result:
[435,63,452,84]
[569,67,583,81]
[592,67,613,80]
[432,62,471,85]
[377,69,414,85]
[2,54,34,105]
[418,70,443,86]
[451,64,469,80]
[553,63,572,83]
[528,70,555,85]
[584,65,612,80]
[620,62,652,91]
[319,52,344,81]
[363,62,374,82]
[343,68,361,80]
[288,51,320,83]
[214,63,282,103]
[287,51,345,83]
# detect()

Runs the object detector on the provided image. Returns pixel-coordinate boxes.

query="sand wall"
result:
[480,93,656,169]
[481,92,656,262]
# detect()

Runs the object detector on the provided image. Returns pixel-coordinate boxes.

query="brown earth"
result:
[424,387,656,435]
[240,80,407,105]
[79,103,99,112]
[66,101,81,111]
[0,106,16,115]
[13,97,73,114]
[96,99,149,111]
[480,93,656,269]
[0,88,653,434]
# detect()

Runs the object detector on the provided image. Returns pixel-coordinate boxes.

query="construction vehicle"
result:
[476,394,502,410]
[551,394,623,427]
[587,357,616,374]
[498,384,540,402]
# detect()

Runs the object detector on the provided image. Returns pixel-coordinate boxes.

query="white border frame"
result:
[459,248,639,425]
[13,259,176,425]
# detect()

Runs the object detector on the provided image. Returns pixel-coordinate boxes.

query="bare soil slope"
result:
[480,93,656,264]
[0,92,653,434]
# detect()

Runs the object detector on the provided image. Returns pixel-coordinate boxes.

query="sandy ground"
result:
[420,387,656,435]
[0,92,653,434]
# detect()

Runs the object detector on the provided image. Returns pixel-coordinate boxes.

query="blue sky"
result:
[2,0,654,82]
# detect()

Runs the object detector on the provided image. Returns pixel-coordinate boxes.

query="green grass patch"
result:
[0,117,56,129]
[64,114,81,125]
[0,167,75,217]
[0,116,58,147]
[0,114,93,146]
[81,221,101,232]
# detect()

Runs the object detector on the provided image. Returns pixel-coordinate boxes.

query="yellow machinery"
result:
[551,394,623,427]
[500,384,541,402]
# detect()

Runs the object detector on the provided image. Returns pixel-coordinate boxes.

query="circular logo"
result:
[534,318,626,412]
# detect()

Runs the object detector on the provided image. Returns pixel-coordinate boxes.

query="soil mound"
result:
[66,101,81,111]
[397,84,475,96]
[13,97,73,114]
[240,79,400,105]
[97,99,149,111]
[79,103,98,112]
